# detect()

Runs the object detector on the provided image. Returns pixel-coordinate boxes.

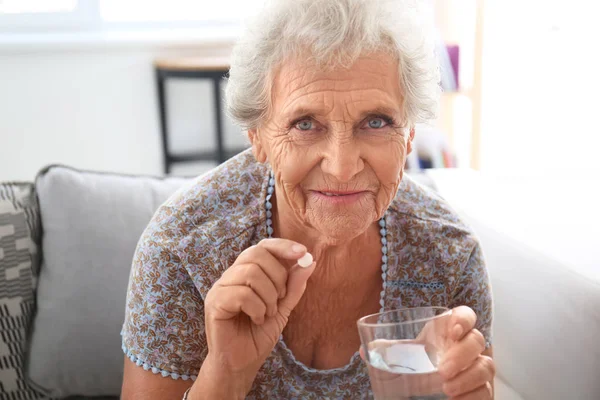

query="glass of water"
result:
[357,307,453,400]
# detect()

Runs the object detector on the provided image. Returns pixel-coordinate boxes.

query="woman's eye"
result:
[367,118,388,129]
[295,120,314,131]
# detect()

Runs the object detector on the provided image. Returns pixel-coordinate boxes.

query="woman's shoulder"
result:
[145,149,269,293]
[385,175,492,341]
[386,173,479,272]
[158,149,269,237]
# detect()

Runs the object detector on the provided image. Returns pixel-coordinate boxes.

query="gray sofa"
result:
[0,165,188,399]
[1,164,598,399]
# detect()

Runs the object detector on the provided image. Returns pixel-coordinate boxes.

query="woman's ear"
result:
[248,128,267,163]
[406,127,416,155]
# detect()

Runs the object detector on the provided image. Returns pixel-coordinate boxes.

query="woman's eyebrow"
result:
[282,107,321,120]
[357,106,400,119]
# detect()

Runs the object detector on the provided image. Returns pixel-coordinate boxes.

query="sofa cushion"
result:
[27,166,190,398]
[0,183,46,399]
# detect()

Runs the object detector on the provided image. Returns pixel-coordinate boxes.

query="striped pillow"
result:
[0,183,46,399]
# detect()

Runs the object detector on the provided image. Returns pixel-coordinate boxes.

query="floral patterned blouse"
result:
[121,149,493,399]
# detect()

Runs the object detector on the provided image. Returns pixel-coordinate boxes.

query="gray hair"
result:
[226,0,440,130]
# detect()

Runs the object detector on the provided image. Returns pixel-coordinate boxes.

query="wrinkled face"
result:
[249,53,414,240]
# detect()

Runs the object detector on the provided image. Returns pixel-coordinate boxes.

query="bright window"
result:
[480,0,600,174]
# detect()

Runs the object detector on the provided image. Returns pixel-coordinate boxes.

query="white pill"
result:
[297,252,313,268]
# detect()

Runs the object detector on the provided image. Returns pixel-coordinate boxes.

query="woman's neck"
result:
[272,196,383,289]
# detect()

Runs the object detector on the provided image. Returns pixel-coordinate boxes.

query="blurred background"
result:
[2,0,599,181]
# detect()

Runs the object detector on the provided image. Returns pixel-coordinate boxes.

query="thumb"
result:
[278,262,316,316]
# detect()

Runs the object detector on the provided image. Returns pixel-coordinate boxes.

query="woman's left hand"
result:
[439,306,495,399]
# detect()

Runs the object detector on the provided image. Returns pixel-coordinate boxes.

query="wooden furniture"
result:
[154,56,247,174]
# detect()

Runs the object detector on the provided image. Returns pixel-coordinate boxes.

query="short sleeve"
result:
[449,243,493,348]
[121,206,207,380]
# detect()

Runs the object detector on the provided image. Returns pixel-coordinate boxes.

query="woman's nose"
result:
[320,137,364,183]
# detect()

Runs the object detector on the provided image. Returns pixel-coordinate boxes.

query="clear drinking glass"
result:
[357,307,452,400]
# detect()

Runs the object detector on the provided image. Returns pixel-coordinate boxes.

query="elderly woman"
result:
[121,0,495,398]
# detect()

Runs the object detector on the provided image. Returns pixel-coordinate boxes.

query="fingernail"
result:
[292,244,306,253]
[439,360,456,378]
[453,324,464,339]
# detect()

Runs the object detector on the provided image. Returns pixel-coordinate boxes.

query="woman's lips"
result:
[317,190,363,196]
[311,190,367,204]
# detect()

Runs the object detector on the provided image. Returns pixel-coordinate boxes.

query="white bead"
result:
[297,252,313,268]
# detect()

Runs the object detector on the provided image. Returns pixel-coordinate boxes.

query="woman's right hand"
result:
[199,238,316,397]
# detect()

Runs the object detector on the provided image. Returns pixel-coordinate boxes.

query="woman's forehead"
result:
[275,54,399,90]
[272,55,403,118]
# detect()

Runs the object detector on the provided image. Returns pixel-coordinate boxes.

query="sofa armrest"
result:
[464,214,600,400]
[425,169,600,400]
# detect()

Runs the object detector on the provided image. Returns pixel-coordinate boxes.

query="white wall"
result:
[0,42,248,182]
[480,1,600,175]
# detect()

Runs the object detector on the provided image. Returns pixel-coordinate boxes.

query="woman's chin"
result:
[308,212,374,243]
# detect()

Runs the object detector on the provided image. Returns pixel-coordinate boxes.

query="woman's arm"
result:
[121,357,191,400]
[121,236,316,400]
[120,206,212,400]
[122,356,245,400]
